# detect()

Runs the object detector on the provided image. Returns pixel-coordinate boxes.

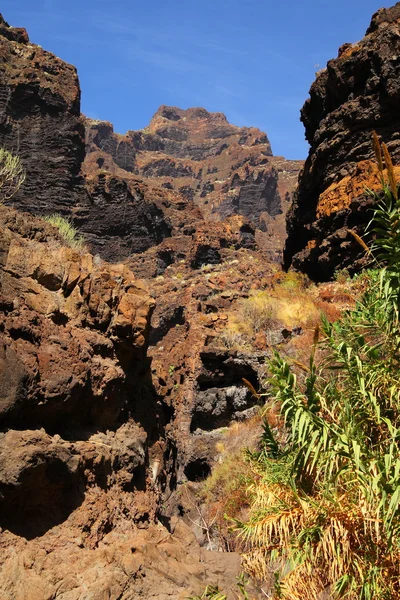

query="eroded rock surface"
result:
[285,2,400,280]
[0,15,85,211]
[125,232,281,501]
[85,106,302,254]
[0,10,304,598]
[0,204,258,599]
[0,13,302,268]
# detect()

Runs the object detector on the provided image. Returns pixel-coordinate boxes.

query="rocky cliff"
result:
[0,15,85,211]
[0,204,261,599]
[0,9,307,598]
[284,2,400,280]
[0,10,302,264]
[85,107,302,248]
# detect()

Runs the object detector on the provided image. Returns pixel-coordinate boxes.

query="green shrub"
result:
[0,147,25,201]
[43,213,84,249]
[236,136,400,599]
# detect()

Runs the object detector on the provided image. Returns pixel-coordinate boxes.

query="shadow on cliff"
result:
[0,457,85,540]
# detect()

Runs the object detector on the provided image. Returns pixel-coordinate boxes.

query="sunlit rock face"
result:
[85,106,303,253]
[284,2,400,281]
[0,11,302,265]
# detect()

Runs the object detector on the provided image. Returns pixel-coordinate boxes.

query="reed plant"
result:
[236,135,400,599]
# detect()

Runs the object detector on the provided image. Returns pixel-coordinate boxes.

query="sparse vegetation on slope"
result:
[43,213,85,249]
[234,137,400,599]
[0,147,25,201]
[195,136,400,600]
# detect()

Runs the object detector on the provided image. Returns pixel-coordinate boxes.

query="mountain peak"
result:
[152,105,228,124]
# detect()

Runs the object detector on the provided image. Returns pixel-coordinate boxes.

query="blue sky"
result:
[3,0,390,158]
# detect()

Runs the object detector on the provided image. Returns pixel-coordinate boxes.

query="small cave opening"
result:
[184,458,211,482]
[156,249,175,275]
[149,305,185,346]
[0,458,84,540]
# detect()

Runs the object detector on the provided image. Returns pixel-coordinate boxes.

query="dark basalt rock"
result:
[0,18,193,263]
[190,349,262,432]
[285,2,400,280]
[0,14,85,213]
[76,174,173,261]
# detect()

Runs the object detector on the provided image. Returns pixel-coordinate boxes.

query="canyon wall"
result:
[0,15,85,211]
[285,2,400,280]
[0,9,302,264]
[85,106,302,240]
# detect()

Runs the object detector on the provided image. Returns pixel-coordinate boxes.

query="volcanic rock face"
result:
[0,15,85,211]
[0,11,304,598]
[125,229,283,497]
[0,204,255,599]
[85,107,302,240]
[79,158,204,261]
[284,2,400,280]
[0,16,201,263]
[0,12,302,265]
[0,203,157,490]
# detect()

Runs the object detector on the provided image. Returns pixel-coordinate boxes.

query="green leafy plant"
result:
[43,213,85,249]
[0,147,25,201]
[236,134,400,600]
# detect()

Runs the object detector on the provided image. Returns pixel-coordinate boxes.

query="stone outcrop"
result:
[80,153,204,261]
[0,515,248,600]
[0,203,161,523]
[0,204,156,434]
[125,230,281,498]
[0,203,261,599]
[285,2,400,280]
[0,13,302,266]
[0,10,305,598]
[0,16,200,263]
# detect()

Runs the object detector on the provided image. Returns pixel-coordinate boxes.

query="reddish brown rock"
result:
[85,107,303,254]
[124,232,280,496]
[0,15,199,263]
[285,2,400,280]
[0,12,302,267]
[0,205,156,432]
[0,203,162,534]
[0,204,267,599]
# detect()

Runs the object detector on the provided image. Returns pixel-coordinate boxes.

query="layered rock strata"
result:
[0,15,85,211]
[85,107,302,248]
[285,2,400,280]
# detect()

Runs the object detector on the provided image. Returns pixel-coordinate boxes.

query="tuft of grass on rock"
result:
[43,213,85,249]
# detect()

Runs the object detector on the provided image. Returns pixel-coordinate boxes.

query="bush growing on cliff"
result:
[43,213,85,249]
[0,147,25,201]
[236,136,400,599]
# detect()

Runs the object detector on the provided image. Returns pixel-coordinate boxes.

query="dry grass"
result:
[220,273,321,350]
[199,415,264,551]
